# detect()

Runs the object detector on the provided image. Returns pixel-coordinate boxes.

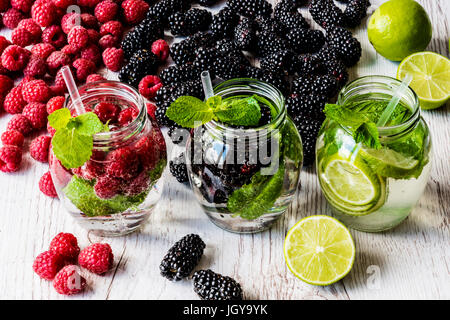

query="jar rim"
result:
[337,75,420,136]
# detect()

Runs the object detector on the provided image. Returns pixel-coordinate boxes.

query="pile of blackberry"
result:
[117,0,369,172]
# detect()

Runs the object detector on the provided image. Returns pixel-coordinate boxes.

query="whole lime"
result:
[368,0,432,61]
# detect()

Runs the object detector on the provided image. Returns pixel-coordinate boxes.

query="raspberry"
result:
[121,0,149,25]
[18,19,42,42]
[47,122,56,136]
[81,13,98,29]
[24,55,47,78]
[106,147,140,179]
[94,102,120,123]
[102,47,124,72]
[146,102,156,120]
[32,250,64,280]
[61,44,79,57]
[11,0,34,13]
[78,243,114,274]
[11,27,34,47]
[46,51,71,75]
[1,130,24,147]
[98,34,119,50]
[94,175,122,199]
[72,58,96,81]
[46,96,65,114]
[100,20,123,38]
[0,36,11,55]
[78,0,101,8]
[0,145,22,172]
[42,25,66,48]
[138,75,163,100]
[87,29,101,44]
[39,171,58,197]
[49,67,68,95]
[67,26,89,51]
[80,45,100,64]
[0,74,13,97]
[22,80,51,103]
[117,107,139,127]
[7,114,34,136]
[95,0,118,23]
[151,39,169,62]
[53,0,76,8]
[61,12,80,34]
[32,0,56,27]
[1,45,30,71]
[86,73,105,83]
[53,265,86,295]
[3,8,25,29]
[30,135,51,162]
[134,135,157,170]
[31,43,55,60]
[49,233,80,262]
[123,170,150,196]
[3,87,26,114]
[23,102,48,129]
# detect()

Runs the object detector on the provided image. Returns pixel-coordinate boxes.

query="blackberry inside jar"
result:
[49,81,167,236]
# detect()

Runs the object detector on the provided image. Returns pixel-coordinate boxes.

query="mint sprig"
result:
[48,109,104,169]
[166,95,262,128]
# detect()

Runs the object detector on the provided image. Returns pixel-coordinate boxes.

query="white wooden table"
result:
[0,0,449,300]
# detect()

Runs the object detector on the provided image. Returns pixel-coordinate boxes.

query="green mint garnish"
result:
[166,95,262,128]
[48,108,105,169]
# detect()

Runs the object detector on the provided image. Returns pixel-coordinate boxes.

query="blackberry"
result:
[168,9,212,36]
[190,32,216,48]
[287,28,325,54]
[260,50,295,75]
[193,47,217,76]
[274,0,309,31]
[256,31,290,57]
[227,0,273,18]
[197,0,220,6]
[211,8,240,40]
[292,74,338,98]
[159,64,202,85]
[170,39,197,66]
[244,66,289,94]
[160,234,205,281]
[292,76,315,95]
[286,93,326,122]
[344,0,370,28]
[214,56,245,80]
[295,54,324,75]
[193,269,243,300]
[327,26,362,67]
[233,18,257,51]
[146,0,190,26]
[215,39,250,66]
[254,15,286,36]
[317,48,349,88]
[118,49,159,87]
[309,0,345,30]
[121,19,163,60]
[295,118,322,166]
[169,152,189,183]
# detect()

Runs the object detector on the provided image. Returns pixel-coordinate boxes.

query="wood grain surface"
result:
[0,0,448,300]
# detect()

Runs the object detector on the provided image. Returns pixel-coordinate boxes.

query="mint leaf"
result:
[214,96,261,126]
[206,95,222,109]
[74,112,104,135]
[52,127,94,169]
[48,108,71,130]
[227,162,285,220]
[166,96,214,128]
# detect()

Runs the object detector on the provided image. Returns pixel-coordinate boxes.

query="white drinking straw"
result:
[201,70,214,99]
[61,66,85,116]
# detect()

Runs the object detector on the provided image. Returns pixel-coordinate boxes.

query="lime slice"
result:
[397,51,450,109]
[284,215,355,286]
[323,158,378,206]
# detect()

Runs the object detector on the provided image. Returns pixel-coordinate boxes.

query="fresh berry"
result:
[211,7,240,39]
[0,145,22,172]
[22,80,51,104]
[46,96,65,114]
[1,45,30,71]
[94,102,120,123]
[120,18,164,60]
[94,176,122,199]
[0,74,14,97]
[98,34,119,50]
[78,243,114,274]
[117,107,139,127]
[33,250,64,280]
[168,8,212,36]
[287,28,325,54]
[260,50,295,75]
[146,102,156,120]
[151,39,169,62]
[7,114,34,136]
[0,36,11,55]
[18,19,42,42]
[67,26,89,50]
[274,0,309,31]
[24,55,47,78]
[95,0,118,23]
[233,18,257,51]
[193,269,243,300]
[227,0,272,18]
[100,20,123,38]
[119,49,159,87]
[169,39,197,66]
[53,0,76,8]
[47,122,56,136]
[121,0,149,25]
[146,0,189,25]
[11,0,34,13]
[11,27,34,47]
[105,147,140,179]
[31,43,55,60]
[49,67,68,95]
[327,26,362,67]
[39,171,58,197]
[86,73,106,83]
[49,233,80,262]
[53,265,86,295]
[78,0,101,8]
[3,8,25,29]
[344,0,370,28]
[22,102,48,129]
[81,45,102,65]
[60,12,79,34]
[31,0,56,27]
[30,135,51,162]
[160,234,205,281]
[138,75,163,100]
[256,31,290,57]
[41,25,66,48]
[102,47,124,72]
[169,152,188,183]
[46,51,71,75]
[1,130,24,147]
[72,58,96,81]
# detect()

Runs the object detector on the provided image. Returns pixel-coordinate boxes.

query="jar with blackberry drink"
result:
[49,81,167,236]
[167,78,303,233]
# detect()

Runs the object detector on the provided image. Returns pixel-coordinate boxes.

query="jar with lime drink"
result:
[316,76,432,232]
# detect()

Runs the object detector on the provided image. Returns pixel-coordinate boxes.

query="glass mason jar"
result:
[316,76,432,232]
[185,79,303,233]
[49,81,167,236]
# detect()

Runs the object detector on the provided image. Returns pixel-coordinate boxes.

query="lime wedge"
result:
[397,51,450,109]
[284,215,355,286]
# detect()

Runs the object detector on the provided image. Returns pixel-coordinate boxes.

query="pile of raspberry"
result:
[33,232,114,295]
[0,0,160,198]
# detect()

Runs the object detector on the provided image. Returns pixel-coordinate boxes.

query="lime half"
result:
[284,215,355,286]
[397,51,450,109]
